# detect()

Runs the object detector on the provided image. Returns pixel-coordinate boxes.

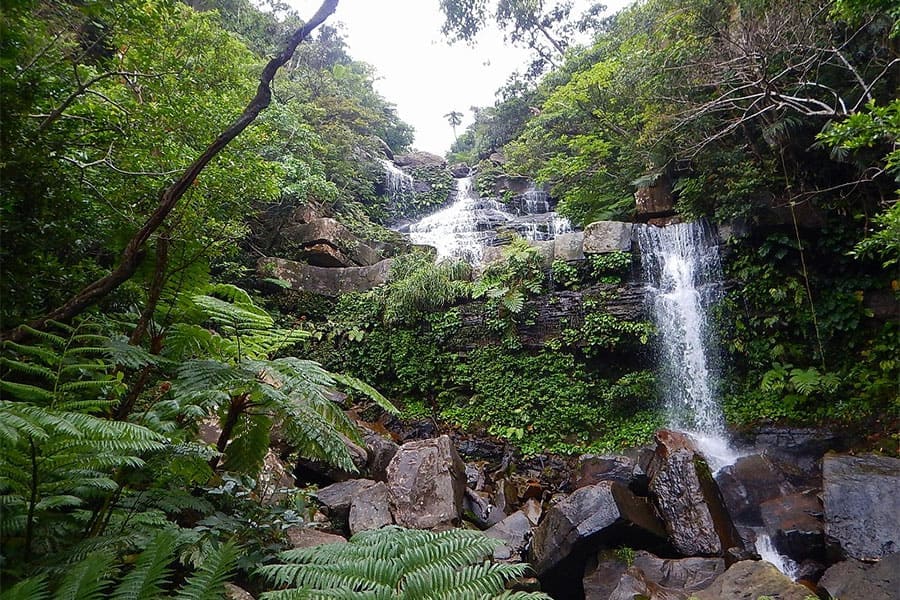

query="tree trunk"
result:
[1,0,339,343]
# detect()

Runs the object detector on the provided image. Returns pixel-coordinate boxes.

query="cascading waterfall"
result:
[379,158,415,204]
[755,533,800,580]
[637,221,740,471]
[639,221,800,580]
[408,177,572,263]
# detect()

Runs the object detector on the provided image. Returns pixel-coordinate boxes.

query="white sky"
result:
[287,1,630,154]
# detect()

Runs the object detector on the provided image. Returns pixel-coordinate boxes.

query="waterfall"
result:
[408,177,572,263]
[755,532,800,580]
[637,221,739,471]
[379,158,415,204]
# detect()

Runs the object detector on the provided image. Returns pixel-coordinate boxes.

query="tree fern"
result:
[258,526,551,600]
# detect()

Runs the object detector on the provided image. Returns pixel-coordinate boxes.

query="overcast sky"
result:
[287,1,630,154]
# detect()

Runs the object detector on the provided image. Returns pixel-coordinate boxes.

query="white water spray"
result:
[637,221,741,471]
[755,532,800,580]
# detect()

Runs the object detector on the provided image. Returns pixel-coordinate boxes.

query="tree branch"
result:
[3,0,339,343]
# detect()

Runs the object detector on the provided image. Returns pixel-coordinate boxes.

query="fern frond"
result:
[1,341,61,364]
[52,551,116,600]
[103,337,159,370]
[407,561,527,599]
[173,540,239,600]
[330,373,398,415]
[0,357,56,380]
[0,380,56,403]
[111,530,177,600]
[0,574,51,600]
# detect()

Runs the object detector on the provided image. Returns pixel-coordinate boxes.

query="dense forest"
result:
[0,0,897,598]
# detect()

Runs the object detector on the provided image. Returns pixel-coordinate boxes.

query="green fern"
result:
[258,526,551,600]
[110,530,178,600]
[173,541,239,600]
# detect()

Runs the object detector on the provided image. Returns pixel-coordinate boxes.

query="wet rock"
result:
[574,454,635,490]
[760,490,825,563]
[285,527,347,549]
[647,430,741,556]
[258,257,392,296]
[608,567,687,600]
[386,435,466,529]
[818,552,900,600]
[823,453,900,560]
[751,427,850,485]
[314,478,377,524]
[694,560,814,600]
[348,481,392,535]
[716,453,795,525]
[631,551,725,592]
[363,429,399,482]
[583,221,634,253]
[530,480,666,576]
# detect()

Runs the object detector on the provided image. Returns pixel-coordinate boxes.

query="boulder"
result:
[295,434,368,484]
[553,232,585,262]
[449,162,470,177]
[530,480,666,576]
[823,453,900,560]
[386,435,467,529]
[818,552,900,600]
[463,488,500,528]
[281,217,382,267]
[694,560,814,600]
[583,221,634,254]
[285,527,347,549]
[631,551,725,592]
[759,490,825,563]
[716,453,795,526]
[258,257,392,296]
[348,481,393,535]
[573,454,635,490]
[485,509,534,561]
[394,151,447,169]
[314,478,377,524]
[647,430,741,556]
[583,552,628,600]
[634,180,674,217]
[608,568,687,600]
[363,429,399,482]
[751,427,850,485]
